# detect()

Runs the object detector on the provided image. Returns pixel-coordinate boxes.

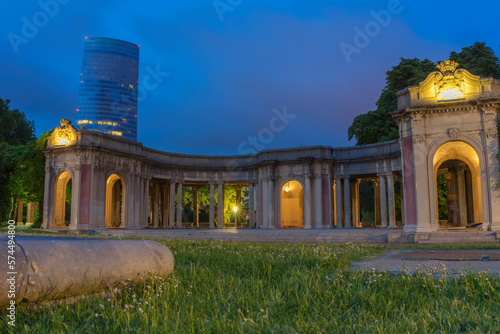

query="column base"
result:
[483,221,500,231]
[403,224,438,233]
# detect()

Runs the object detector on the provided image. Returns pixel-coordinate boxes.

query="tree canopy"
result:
[0,99,35,146]
[449,42,500,79]
[348,42,500,145]
[0,98,48,224]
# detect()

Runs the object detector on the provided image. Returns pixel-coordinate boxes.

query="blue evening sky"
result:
[1,0,498,154]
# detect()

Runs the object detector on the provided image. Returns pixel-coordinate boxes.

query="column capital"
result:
[351,179,360,185]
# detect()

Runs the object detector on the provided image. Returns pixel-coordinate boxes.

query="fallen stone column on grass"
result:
[0,236,174,306]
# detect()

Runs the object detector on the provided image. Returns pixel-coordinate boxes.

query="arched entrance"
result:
[280,180,303,228]
[106,174,126,228]
[433,141,482,228]
[53,171,72,228]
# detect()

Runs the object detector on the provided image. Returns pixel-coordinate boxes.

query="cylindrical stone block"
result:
[0,236,174,306]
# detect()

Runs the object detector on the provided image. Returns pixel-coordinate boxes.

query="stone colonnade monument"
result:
[42,61,500,235]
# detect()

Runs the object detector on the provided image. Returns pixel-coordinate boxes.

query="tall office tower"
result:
[75,37,140,141]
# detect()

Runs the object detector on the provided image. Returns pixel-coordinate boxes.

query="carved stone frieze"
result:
[447,128,459,140]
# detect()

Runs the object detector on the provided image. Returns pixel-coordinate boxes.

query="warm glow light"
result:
[284,186,290,192]
[57,138,70,146]
[233,206,238,213]
[437,87,464,101]
[98,121,118,126]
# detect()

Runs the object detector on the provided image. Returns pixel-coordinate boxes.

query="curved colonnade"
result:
[42,131,403,231]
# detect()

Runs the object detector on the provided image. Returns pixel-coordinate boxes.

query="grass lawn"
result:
[1,232,500,333]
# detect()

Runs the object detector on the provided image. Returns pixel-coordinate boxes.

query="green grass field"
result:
[2,232,500,333]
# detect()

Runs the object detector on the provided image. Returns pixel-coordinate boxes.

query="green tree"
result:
[449,42,500,79]
[0,98,35,145]
[0,98,49,225]
[7,132,51,226]
[348,58,436,145]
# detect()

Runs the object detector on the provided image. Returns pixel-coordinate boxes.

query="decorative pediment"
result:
[396,60,500,111]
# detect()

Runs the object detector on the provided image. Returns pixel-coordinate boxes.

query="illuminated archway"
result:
[433,141,482,227]
[106,174,126,228]
[53,171,72,228]
[280,181,303,228]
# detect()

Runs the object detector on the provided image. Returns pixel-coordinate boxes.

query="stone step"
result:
[89,230,500,244]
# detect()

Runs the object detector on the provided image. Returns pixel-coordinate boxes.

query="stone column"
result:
[169,182,175,228]
[27,202,34,223]
[261,178,268,228]
[248,182,255,228]
[193,186,199,228]
[314,175,323,228]
[351,179,360,228]
[387,174,396,228]
[302,174,312,229]
[447,171,459,226]
[374,179,380,227]
[481,109,500,231]
[267,177,275,229]
[142,177,150,228]
[379,175,388,228]
[399,176,404,228]
[343,177,351,228]
[176,181,183,228]
[16,200,23,224]
[161,183,168,228]
[457,167,467,227]
[128,172,141,229]
[68,166,81,230]
[42,167,52,229]
[217,181,224,228]
[152,183,159,228]
[335,178,343,228]
[209,182,215,229]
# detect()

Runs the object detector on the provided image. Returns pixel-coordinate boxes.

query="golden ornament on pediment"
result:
[436,60,459,74]
[52,119,77,147]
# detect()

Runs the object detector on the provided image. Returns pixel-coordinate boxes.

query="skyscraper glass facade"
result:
[76,37,139,141]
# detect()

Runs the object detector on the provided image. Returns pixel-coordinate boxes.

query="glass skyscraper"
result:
[76,37,139,141]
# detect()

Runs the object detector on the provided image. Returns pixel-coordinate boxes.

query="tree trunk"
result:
[9,196,18,221]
